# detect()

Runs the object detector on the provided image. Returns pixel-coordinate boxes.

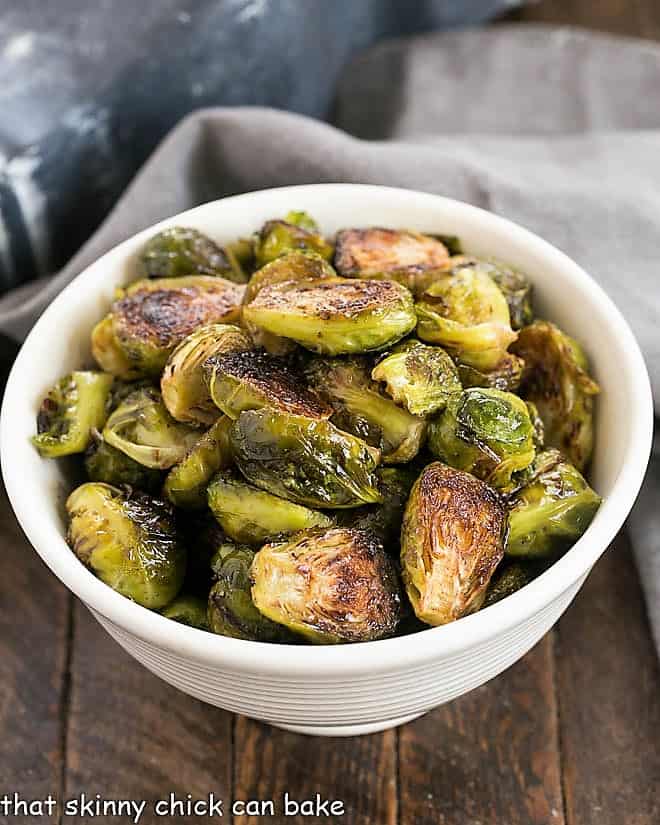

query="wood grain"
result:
[233,717,397,825]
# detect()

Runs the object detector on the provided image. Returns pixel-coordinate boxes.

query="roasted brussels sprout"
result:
[161,594,210,629]
[208,542,294,641]
[161,323,251,425]
[400,462,507,625]
[456,352,524,394]
[433,234,463,256]
[483,563,533,607]
[428,388,536,489]
[100,275,244,376]
[103,387,201,469]
[163,416,234,509]
[243,277,417,355]
[243,249,336,305]
[254,216,333,268]
[66,483,186,608]
[481,259,534,330]
[32,371,113,457]
[84,436,163,492]
[304,355,425,463]
[231,409,383,508]
[138,226,243,281]
[526,401,545,449]
[340,466,418,546]
[416,262,517,370]
[507,451,601,558]
[512,320,599,470]
[206,350,330,421]
[207,472,332,544]
[251,527,403,643]
[371,339,461,417]
[334,228,450,295]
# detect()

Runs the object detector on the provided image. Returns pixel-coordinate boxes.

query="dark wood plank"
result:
[62,604,234,825]
[399,635,565,825]
[556,534,660,825]
[234,717,397,825]
[0,481,70,824]
[503,0,648,38]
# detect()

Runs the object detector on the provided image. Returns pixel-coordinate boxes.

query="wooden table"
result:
[2,3,660,823]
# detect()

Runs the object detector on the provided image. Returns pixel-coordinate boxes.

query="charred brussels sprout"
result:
[243,277,417,355]
[400,462,507,625]
[161,323,251,425]
[161,594,210,629]
[512,320,599,470]
[231,409,383,508]
[84,436,163,492]
[304,356,425,463]
[207,472,332,544]
[340,466,417,546]
[371,340,461,417]
[251,527,402,643]
[456,352,524,394]
[103,387,201,469]
[243,249,336,305]
[163,416,234,509]
[334,228,450,295]
[481,259,534,330]
[32,371,113,457]
[91,316,142,379]
[507,451,601,558]
[428,388,536,489]
[254,217,333,268]
[206,350,330,421]
[208,542,293,641]
[138,226,243,281]
[66,483,186,608]
[416,262,517,370]
[483,563,533,607]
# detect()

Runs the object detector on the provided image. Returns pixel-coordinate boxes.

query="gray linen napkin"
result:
[1,25,658,648]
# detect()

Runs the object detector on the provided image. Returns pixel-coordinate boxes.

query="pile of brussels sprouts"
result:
[32,212,602,644]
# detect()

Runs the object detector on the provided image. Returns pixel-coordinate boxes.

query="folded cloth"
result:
[0,25,658,650]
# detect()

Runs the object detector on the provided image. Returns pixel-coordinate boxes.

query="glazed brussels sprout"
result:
[433,234,463,256]
[138,226,244,281]
[456,352,524,394]
[243,249,336,305]
[416,262,517,370]
[243,277,417,355]
[507,450,601,558]
[66,483,186,609]
[32,371,113,458]
[206,350,330,421]
[251,527,403,643]
[304,356,425,463]
[161,594,210,630]
[254,215,333,268]
[428,388,536,489]
[483,563,532,607]
[512,320,599,470]
[103,387,201,469]
[84,436,163,493]
[231,409,383,508]
[481,259,534,330]
[161,323,251,425]
[340,466,418,546]
[208,542,294,641]
[400,462,507,625]
[207,472,332,544]
[163,416,234,509]
[371,339,461,417]
[97,275,244,377]
[334,228,450,296]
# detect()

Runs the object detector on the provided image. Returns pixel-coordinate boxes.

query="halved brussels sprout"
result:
[206,350,330,421]
[340,466,418,546]
[243,249,336,305]
[283,210,320,232]
[481,258,534,330]
[400,462,507,625]
[304,356,425,463]
[103,387,201,469]
[66,482,186,609]
[254,217,333,268]
[243,277,417,356]
[483,563,532,607]
[162,594,210,629]
[208,542,294,641]
[161,323,251,425]
[207,472,333,544]
[371,340,461,417]
[433,234,463,256]
[105,275,244,376]
[32,371,113,457]
[428,388,536,489]
[512,320,599,471]
[163,416,234,509]
[138,226,244,281]
[251,527,402,643]
[507,450,601,558]
[334,228,450,295]
[231,409,383,508]
[84,436,163,492]
[226,237,255,277]
[416,262,517,370]
[456,352,524,394]
[526,401,545,449]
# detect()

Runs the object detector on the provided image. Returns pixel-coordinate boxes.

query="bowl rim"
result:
[1,183,653,677]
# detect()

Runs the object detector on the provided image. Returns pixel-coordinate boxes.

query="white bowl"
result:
[1,185,653,736]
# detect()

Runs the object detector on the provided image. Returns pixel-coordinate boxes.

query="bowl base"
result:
[269,712,425,737]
